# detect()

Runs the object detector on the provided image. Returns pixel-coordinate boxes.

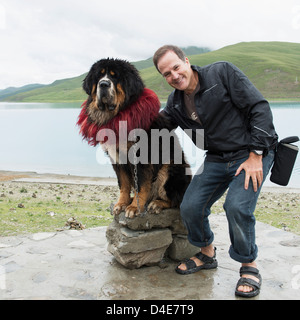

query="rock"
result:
[46,211,56,217]
[167,235,200,261]
[65,217,85,230]
[108,244,170,269]
[106,208,197,269]
[114,208,187,234]
[169,218,189,235]
[106,220,173,254]
[106,220,173,269]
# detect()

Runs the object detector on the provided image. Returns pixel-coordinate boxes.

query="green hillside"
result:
[131,46,210,70]
[2,74,88,103]
[142,41,300,101]
[0,84,45,100]
[2,42,300,103]
[189,42,300,101]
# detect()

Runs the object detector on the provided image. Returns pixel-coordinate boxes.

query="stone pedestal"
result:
[106,208,199,269]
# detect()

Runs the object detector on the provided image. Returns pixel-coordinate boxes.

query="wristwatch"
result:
[251,150,263,156]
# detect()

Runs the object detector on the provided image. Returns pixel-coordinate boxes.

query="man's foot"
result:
[235,262,262,298]
[175,245,217,275]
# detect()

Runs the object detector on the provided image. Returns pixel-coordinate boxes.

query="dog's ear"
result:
[125,65,145,103]
[83,69,95,95]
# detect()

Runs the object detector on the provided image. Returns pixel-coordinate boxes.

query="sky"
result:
[0,0,300,89]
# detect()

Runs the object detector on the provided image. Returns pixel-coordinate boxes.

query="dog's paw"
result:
[113,203,127,215]
[147,200,163,214]
[125,205,141,218]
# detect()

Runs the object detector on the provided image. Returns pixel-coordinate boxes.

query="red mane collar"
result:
[77,88,161,146]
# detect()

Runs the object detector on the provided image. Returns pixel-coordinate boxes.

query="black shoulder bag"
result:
[270,136,299,186]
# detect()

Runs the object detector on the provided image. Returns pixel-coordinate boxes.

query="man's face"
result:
[157,50,194,93]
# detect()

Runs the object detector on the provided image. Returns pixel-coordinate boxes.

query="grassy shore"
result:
[0,172,299,237]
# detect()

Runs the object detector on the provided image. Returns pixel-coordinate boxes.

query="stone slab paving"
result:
[0,214,300,300]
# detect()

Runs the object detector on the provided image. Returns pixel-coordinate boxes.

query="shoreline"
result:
[1,100,300,106]
[0,169,299,193]
[0,170,118,186]
[0,170,299,236]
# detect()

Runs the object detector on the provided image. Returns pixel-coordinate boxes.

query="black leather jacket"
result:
[162,62,278,162]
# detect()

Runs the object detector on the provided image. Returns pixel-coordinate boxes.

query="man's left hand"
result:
[235,152,263,192]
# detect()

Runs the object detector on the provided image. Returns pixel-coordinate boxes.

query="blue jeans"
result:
[180,151,274,263]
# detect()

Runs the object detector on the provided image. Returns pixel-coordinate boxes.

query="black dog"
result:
[78,58,191,218]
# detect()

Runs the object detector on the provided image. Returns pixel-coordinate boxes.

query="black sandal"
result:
[175,248,218,275]
[235,266,262,298]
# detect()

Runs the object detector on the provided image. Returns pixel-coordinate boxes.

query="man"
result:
[153,45,278,298]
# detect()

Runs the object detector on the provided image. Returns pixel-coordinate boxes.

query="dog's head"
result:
[83,58,145,126]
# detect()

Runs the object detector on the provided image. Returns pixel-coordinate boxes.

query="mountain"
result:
[181,46,211,56]
[0,84,45,100]
[0,46,210,103]
[141,41,300,101]
[1,42,299,103]
[0,74,88,103]
[189,42,300,101]
[131,46,211,70]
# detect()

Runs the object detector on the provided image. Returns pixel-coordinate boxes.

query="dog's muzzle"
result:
[99,80,111,89]
[97,79,115,111]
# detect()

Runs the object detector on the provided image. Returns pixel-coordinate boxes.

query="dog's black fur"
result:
[80,58,191,218]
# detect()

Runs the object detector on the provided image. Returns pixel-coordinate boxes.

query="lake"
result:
[0,101,299,188]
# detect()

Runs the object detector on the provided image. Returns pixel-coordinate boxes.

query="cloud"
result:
[0,0,299,89]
